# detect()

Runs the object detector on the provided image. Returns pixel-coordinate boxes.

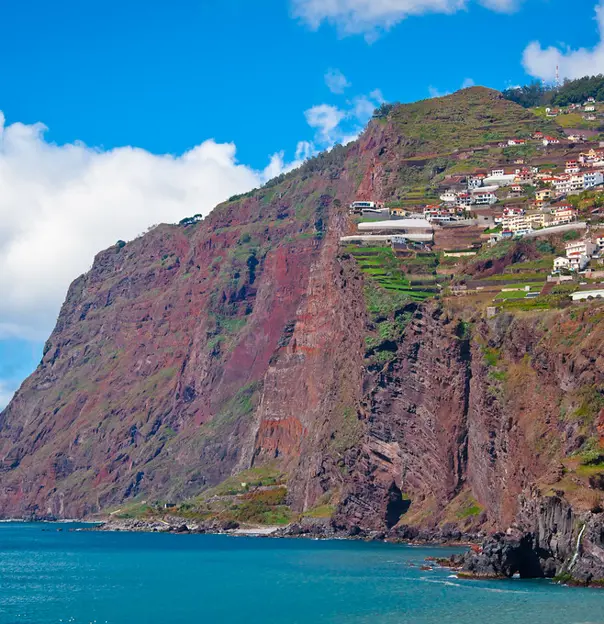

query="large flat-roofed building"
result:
[357,218,432,233]
[343,218,434,243]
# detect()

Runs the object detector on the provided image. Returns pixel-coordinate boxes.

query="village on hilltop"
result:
[340,98,604,307]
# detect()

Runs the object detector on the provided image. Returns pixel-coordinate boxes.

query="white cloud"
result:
[0,78,384,352]
[353,90,385,120]
[325,68,351,94]
[479,0,517,10]
[295,140,316,162]
[428,86,449,98]
[0,79,389,408]
[303,89,385,149]
[523,1,604,81]
[461,77,475,88]
[304,104,347,143]
[292,0,516,39]
[0,111,290,343]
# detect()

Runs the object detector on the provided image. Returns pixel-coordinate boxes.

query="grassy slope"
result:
[372,87,562,205]
[388,87,562,156]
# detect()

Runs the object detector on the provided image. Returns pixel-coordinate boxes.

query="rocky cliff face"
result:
[0,156,365,518]
[1,88,603,578]
[459,492,604,585]
[321,304,603,536]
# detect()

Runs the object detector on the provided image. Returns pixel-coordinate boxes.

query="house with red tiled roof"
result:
[549,202,576,225]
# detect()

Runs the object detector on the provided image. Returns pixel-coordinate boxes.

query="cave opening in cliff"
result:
[385,482,410,529]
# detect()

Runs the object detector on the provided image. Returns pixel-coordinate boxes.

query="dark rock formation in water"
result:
[460,494,604,586]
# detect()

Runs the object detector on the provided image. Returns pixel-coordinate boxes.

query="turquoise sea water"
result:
[0,523,602,624]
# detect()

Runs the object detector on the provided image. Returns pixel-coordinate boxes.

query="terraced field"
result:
[345,246,439,301]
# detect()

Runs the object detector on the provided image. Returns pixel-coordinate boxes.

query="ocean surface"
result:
[0,523,602,624]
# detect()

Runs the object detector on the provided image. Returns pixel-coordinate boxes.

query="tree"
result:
[502,81,550,108]
[179,214,203,227]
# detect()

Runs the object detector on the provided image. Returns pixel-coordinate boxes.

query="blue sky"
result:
[2,0,601,166]
[1,0,603,406]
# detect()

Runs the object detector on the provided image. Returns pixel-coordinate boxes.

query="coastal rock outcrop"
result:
[460,494,604,585]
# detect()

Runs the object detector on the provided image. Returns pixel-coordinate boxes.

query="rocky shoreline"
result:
[87,493,604,588]
[440,494,604,588]
[91,515,484,545]
[12,489,600,588]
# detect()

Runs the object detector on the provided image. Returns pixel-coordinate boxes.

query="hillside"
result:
[2,86,604,583]
[387,87,557,154]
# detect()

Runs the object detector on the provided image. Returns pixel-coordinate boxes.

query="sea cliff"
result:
[1,87,604,584]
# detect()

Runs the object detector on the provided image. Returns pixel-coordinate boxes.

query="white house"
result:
[566,239,597,258]
[349,201,385,213]
[502,212,543,232]
[554,257,570,271]
[565,239,597,270]
[471,190,498,205]
[456,193,473,208]
[569,254,590,271]
[585,105,596,112]
[549,203,577,225]
[583,170,604,188]
[484,174,516,186]
[440,191,457,203]
[467,176,485,189]
[554,174,585,194]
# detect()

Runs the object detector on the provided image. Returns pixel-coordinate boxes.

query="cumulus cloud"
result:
[353,89,385,119]
[461,77,475,88]
[0,111,290,343]
[292,0,516,39]
[0,79,387,406]
[523,1,604,81]
[303,88,385,151]
[304,104,347,143]
[325,68,351,94]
